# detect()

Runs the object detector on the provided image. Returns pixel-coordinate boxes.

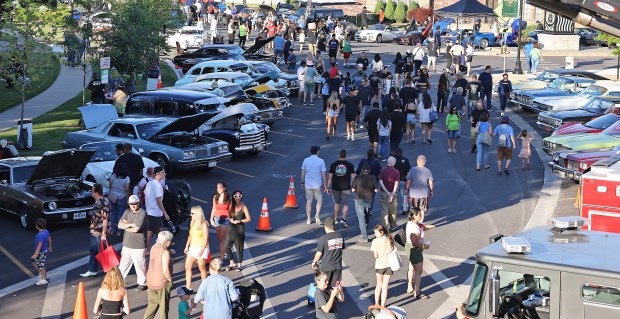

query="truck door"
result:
[490,264,559,319]
[561,272,620,318]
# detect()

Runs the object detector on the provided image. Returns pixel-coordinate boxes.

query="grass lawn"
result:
[0,61,178,156]
[0,53,61,114]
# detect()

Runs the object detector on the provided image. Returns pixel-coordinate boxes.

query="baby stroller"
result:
[365,305,407,319]
[233,278,266,319]
[162,180,192,234]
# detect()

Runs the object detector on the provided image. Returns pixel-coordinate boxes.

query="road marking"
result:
[424,259,471,318]
[263,150,288,156]
[342,260,373,314]
[215,166,255,178]
[282,116,313,123]
[268,131,305,138]
[427,272,473,319]
[0,244,34,277]
[40,271,67,319]
[238,242,279,319]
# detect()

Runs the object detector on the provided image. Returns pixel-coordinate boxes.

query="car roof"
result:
[199,44,242,49]
[200,72,249,79]
[546,69,607,79]
[0,157,42,167]
[129,90,217,101]
[592,80,620,90]
[181,26,203,31]
[112,117,171,125]
[191,60,248,69]
[558,76,595,83]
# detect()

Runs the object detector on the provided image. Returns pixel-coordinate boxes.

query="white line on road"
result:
[427,272,473,319]
[0,244,34,277]
[263,150,288,156]
[40,271,67,319]
[341,261,373,314]
[215,166,255,178]
[192,196,209,204]
[282,116,313,123]
[238,242,279,319]
[269,131,305,138]
[423,259,471,318]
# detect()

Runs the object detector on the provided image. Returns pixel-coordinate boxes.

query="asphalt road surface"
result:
[0,38,583,319]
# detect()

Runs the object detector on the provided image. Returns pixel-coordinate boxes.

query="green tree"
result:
[409,0,418,10]
[395,2,407,23]
[375,0,385,13]
[596,33,620,55]
[384,0,395,21]
[102,0,183,81]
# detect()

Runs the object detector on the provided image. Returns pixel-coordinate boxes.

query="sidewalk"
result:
[476,45,614,57]
[0,64,91,132]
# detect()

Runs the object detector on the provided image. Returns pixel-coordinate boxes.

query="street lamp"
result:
[513,0,524,74]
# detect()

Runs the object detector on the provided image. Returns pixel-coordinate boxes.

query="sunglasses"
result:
[233,195,243,198]
[129,203,139,206]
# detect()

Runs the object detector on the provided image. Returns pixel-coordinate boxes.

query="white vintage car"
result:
[167,26,205,51]
[355,24,404,43]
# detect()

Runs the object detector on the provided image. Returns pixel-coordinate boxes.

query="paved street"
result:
[0,38,585,318]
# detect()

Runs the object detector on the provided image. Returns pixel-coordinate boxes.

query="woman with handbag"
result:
[183,206,209,293]
[93,267,130,319]
[210,182,231,261]
[474,112,493,171]
[416,93,437,144]
[108,163,130,236]
[405,208,434,300]
[371,225,396,306]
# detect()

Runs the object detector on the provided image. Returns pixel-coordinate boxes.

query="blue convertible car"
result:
[63,104,232,173]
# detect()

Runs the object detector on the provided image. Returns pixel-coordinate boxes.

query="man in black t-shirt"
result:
[357,78,375,125]
[311,217,345,286]
[328,149,356,228]
[327,34,339,64]
[114,143,146,190]
[369,70,381,97]
[469,100,489,153]
[356,51,369,71]
[317,33,327,54]
[390,103,406,152]
[466,75,482,115]
[363,102,381,154]
[343,87,362,141]
[399,80,418,105]
[88,73,106,104]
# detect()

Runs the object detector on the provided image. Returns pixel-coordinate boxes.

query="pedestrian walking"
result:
[518,130,534,170]
[363,102,381,155]
[224,190,251,271]
[466,75,481,116]
[314,272,345,319]
[401,81,418,144]
[412,43,425,72]
[379,157,400,230]
[530,43,542,74]
[405,208,435,300]
[114,143,145,191]
[497,73,513,116]
[370,54,383,74]
[448,86,467,138]
[311,217,345,286]
[446,107,461,153]
[238,21,248,48]
[479,66,493,111]
[377,108,392,161]
[437,69,450,114]
[328,149,356,228]
[342,38,352,67]
[393,148,412,215]
[328,34,339,65]
[417,93,437,144]
[144,167,169,253]
[404,50,415,76]
[210,182,231,260]
[193,258,239,319]
[494,115,517,175]
[108,164,130,236]
[303,61,318,104]
[32,218,51,286]
[390,103,406,152]
[343,86,362,141]
[325,91,340,140]
[427,38,438,73]
[474,112,493,171]
[117,195,148,291]
[227,19,235,44]
[371,225,395,306]
[183,206,209,292]
[299,29,306,52]
[177,287,196,319]
[445,40,453,70]
[524,40,533,73]
[392,52,404,88]
[93,267,131,318]
[470,100,490,154]
[144,231,174,319]
[450,41,464,71]
[465,42,474,76]
[273,32,285,64]
[302,145,328,225]
[297,61,306,103]
[405,155,434,222]
[81,183,110,278]
[351,164,378,242]
[360,6,368,29]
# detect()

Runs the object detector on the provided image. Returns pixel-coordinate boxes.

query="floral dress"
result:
[518,135,534,159]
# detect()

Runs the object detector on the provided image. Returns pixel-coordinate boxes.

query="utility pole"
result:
[513,0,524,74]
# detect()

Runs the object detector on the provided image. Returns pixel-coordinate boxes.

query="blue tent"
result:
[436,0,497,18]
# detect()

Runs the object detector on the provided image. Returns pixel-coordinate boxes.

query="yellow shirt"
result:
[189,222,206,248]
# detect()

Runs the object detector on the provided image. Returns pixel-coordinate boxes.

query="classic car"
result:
[440,29,498,49]
[531,81,620,113]
[246,84,290,109]
[176,81,249,104]
[173,37,273,72]
[575,28,606,46]
[201,103,271,154]
[166,26,205,52]
[537,97,620,132]
[552,113,620,136]
[394,29,425,46]
[124,90,226,117]
[355,24,404,43]
[245,61,299,95]
[285,8,344,24]
[550,145,620,181]
[197,71,290,97]
[542,120,620,155]
[511,76,596,111]
[63,105,232,173]
[77,141,158,184]
[509,69,607,92]
[0,150,96,229]
[174,60,254,86]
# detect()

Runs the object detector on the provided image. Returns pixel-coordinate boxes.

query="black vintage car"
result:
[0,150,96,229]
[125,90,226,117]
[537,97,620,132]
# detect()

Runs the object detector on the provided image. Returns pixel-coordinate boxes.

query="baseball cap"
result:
[323,217,335,228]
[502,115,509,122]
[177,287,192,297]
[406,49,411,54]
[128,195,140,204]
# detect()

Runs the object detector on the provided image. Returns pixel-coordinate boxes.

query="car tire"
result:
[151,153,173,175]
[20,205,35,230]
[376,34,382,43]
[480,38,489,49]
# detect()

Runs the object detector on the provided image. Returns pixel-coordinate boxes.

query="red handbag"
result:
[95,240,120,272]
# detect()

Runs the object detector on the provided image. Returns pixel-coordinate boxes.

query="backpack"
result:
[138,177,149,203]
[498,126,509,147]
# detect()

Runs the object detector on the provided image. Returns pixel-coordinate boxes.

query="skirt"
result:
[518,147,531,159]
[405,242,424,264]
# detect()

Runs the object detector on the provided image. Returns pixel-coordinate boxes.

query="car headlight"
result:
[234,132,241,139]
[553,154,559,162]
[183,150,196,159]
[104,171,112,180]
[264,126,270,133]
[580,163,588,170]
[48,201,57,211]
[219,145,228,152]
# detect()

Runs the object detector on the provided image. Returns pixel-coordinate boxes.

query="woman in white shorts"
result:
[183,206,209,292]
[326,91,341,140]
[404,99,417,143]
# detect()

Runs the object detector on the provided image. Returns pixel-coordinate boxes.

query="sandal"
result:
[497,171,502,175]
[416,294,429,300]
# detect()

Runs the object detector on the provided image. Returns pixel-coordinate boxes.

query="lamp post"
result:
[513,0,524,74]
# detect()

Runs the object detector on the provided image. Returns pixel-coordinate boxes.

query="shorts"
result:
[406,113,417,124]
[452,56,461,65]
[376,267,393,275]
[427,56,437,65]
[304,82,316,93]
[147,215,162,232]
[32,252,47,270]
[305,187,323,202]
[213,215,230,227]
[410,197,429,212]
[497,146,513,160]
[345,115,357,122]
[322,268,342,286]
[188,246,210,260]
[328,50,337,58]
[327,110,338,117]
[274,49,283,57]
[332,190,351,205]
[405,242,424,264]
[448,130,458,139]
[343,52,351,59]
[422,122,433,128]
[467,55,473,63]
[298,80,304,92]
[368,130,378,143]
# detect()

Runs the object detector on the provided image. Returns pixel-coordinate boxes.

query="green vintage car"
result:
[543,120,620,155]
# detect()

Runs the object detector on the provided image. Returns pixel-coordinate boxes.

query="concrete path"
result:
[0,63,91,132]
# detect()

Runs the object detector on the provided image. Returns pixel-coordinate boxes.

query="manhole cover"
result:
[533,191,552,196]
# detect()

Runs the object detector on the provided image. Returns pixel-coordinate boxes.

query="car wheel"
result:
[480,38,489,49]
[20,205,34,230]
[151,154,173,175]
[376,34,382,43]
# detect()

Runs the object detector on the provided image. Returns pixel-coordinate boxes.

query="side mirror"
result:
[488,269,501,317]
[138,148,144,154]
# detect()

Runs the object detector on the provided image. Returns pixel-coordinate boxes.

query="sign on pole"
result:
[101,69,109,84]
[100,57,111,70]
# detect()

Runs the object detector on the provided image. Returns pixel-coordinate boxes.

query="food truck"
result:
[579,155,620,233]
[458,217,620,319]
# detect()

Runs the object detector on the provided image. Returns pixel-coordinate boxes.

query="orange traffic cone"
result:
[156,74,163,89]
[283,177,298,208]
[256,197,273,232]
[73,282,87,319]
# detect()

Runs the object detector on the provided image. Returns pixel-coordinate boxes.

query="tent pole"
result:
[513,0,524,74]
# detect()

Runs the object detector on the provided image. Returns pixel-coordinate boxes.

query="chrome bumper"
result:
[234,141,271,152]
[536,121,558,132]
[175,152,233,168]
[551,163,582,181]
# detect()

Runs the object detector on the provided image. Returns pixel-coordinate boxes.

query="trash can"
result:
[16,119,32,150]
[565,56,575,69]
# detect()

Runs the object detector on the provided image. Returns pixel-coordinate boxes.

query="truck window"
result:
[582,284,620,306]
[466,263,488,316]
[497,270,551,317]
[153,101,177,116]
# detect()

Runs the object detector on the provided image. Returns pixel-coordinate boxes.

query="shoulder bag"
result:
[388,247,402,271]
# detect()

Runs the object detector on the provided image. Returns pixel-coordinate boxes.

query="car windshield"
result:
[369,25,384,30]
[13,165,37,183]
[582,99,612,113]
[548,78,574,90]
[294,8,305,16]
[585,115,620,130]
[602,121,620,136]
[227,46,245,55]
[465,263,488,316]
[80,143,120,162]
[578,85,607,98]
[535,71,559,81]
[135,121,171,139]
[253,62,279,74]
[181,29,202,35]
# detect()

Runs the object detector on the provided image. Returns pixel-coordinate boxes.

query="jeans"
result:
[361,105,370,122]
[354,199,372,240]
[88,234,101,273]
[380,191,397,229]
[476,140,489,166]
[531,57,540,74]
[398,181,409,214]
[378,135,390,159]
[481,90,492,110]
[109,197,127,234]
[390,132,403,153]
[525,54,531,72]
[437,91,448,113]
[499,94,508,112]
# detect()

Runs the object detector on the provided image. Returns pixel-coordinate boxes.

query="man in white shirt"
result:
[301,145,328,225]
[144,166,169,251]
[449,40,465,71]
[297,61,306,103]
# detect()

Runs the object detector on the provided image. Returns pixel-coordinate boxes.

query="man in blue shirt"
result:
[218,0,226,13]
[523,40,533,73]
[478,65,493,111]
[273,33,285,65]
[194,258,239,319]
[493,115,516,176]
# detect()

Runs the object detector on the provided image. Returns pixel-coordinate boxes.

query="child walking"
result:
[32,218,52,285]
[518,130,534,170]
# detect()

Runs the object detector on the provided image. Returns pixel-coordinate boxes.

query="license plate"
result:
[74,211,87,220]
[208,162,217,168]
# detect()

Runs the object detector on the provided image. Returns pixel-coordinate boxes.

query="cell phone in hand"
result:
[427,241,432,247]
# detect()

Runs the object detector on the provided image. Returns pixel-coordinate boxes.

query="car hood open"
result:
[28,150,95,184]
[259,4,277,17]
[244,36,274,56]
[245,71,278,89]
[78,104,119,129]
[151,112,216,138]
[206,103,259,124]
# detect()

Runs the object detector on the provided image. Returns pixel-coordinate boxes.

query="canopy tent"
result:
[436,0,497,18]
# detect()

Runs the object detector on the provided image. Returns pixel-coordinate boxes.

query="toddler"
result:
[518,130,534,170]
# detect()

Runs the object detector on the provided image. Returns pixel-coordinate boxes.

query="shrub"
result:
[384,0,395,21]
[375,0,384,13]
[395,2,407,23]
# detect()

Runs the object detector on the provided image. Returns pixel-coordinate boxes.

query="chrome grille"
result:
[539,115,560,127]
[195,148,209,158]
[239,131,265,148]
[533,101,549,111]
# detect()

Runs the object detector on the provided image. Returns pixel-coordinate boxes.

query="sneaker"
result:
[358,238,368,243]
[135,285,148,291]
[315,215,323,225]
[428,139,433,144]
[335,219,340,224]
[35,279,48,286]
[340,219,349,228]
[359,125,364,129]
[351,135,355,141]
[307,218,312,224]
[504,168,510,176]
[80,271,97,277]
